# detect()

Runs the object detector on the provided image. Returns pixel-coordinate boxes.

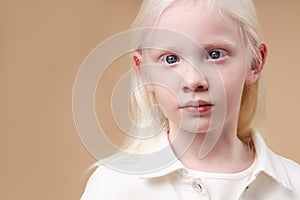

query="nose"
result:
[182,64,208,92]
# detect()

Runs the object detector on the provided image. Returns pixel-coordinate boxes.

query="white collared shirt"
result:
[81,133,300,200]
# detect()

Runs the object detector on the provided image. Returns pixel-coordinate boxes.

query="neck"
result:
[168,123,255,173]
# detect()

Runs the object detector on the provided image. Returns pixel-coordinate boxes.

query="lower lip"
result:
[182,105,212,114]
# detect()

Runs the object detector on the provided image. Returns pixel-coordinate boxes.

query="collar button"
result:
[192,181,202,193]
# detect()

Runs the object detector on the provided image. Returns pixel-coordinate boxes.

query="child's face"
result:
[140,2,255,134]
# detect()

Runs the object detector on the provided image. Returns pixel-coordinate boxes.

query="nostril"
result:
[196,85,204,91]
[183,86,190,93]
[195,85,208,92]
[183,84,208,92]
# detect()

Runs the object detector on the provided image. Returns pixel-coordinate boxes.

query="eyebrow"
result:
[140,38,238,60]
[140,45,182,53]
[201,40,236,49]
[141,39,236,52]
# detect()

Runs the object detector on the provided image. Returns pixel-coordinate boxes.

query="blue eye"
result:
[163,54,179,64]
[208,50,226,60]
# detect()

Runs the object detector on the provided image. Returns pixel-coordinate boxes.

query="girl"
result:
[81,0,300,199]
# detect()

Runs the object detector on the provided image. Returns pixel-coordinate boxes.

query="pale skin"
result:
[134,2,267,173]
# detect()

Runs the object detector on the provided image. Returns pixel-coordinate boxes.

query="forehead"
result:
[156,1,241,47]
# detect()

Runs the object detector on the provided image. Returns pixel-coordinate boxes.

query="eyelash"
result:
[206,49,228,60]
[158,49,228,65]
[160,54,181,65]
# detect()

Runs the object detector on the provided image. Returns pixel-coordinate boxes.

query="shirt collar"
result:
[251,132,292,191]
[138,132,184,179]
[139,131,293,191]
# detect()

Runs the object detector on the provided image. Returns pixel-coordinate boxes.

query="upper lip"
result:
[180,100,213,108]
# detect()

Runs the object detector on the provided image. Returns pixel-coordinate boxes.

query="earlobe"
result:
[246,43,268,84]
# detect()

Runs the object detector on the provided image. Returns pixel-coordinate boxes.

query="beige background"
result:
[1,0,299,199]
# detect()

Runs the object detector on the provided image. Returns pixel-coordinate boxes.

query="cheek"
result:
[153,86,179,116]
[220,67,248,104]
[154,87,177,104]
[225,83,244,104]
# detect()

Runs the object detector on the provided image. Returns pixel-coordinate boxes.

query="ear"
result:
[133,50,154,92]
[133,50,142,70]
[246,43,268,84]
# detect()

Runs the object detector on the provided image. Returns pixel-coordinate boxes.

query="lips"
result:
[181,100,212,108]
[180,100,213,113]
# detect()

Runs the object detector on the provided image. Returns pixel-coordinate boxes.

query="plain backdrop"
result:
[1,0,300,199]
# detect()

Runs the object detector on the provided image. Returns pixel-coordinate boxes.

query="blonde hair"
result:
[128,0,264,151]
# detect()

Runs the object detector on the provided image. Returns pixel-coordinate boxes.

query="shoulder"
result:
[275,154,300,189]
[89,164,142,183]
[80,164,150,200]
[80,166,110,200]
[253,132,300,195]
[278,155,300,172]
